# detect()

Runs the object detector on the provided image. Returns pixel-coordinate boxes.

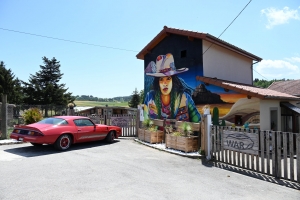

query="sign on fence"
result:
[223,130,259,155]
[111,117,130,127]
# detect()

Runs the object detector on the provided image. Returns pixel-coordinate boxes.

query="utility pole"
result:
[1,94,8,139]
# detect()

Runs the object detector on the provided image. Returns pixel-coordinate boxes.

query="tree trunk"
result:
[1,94,8,139]
[44,106,49,117]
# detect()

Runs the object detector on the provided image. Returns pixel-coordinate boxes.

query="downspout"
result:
[251,60,260,85]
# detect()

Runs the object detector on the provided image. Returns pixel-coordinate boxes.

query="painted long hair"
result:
[152,75,194,118]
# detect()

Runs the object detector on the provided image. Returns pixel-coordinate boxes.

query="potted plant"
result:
[138,118,152,141]
[165,122,198,153]
[165,125,179,150]
[68,103,74,109]
[139,118,164,144]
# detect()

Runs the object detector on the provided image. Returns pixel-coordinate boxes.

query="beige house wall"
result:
[203,40,253,85]
[260,100,281,131]
[260,100,299,131]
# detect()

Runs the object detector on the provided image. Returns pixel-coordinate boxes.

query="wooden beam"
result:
[188,36,194,41]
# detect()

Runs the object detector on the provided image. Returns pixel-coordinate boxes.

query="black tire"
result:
[105,131,115,143]
[30,142,43,146]
[54,134,72,150]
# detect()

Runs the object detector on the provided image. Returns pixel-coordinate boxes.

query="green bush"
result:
[23,107,43,125]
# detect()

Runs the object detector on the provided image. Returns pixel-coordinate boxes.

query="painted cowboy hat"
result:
[145,53,188,77]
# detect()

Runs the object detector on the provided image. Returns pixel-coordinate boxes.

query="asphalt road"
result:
[0,139,299,200]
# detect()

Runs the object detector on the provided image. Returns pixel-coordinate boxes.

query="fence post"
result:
[276,132,282,179]
[1,95,7,139]
[297,134,300,183]
[67,108,75,116]
[205,114,212,160]
[136,109,140,137]
[200,118,206,153]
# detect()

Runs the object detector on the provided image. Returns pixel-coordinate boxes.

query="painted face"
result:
[159,76,172,95]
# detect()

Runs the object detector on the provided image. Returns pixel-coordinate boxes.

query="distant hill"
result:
[74,101,129,107]
[112,96,131,102]
[75,95,131,102]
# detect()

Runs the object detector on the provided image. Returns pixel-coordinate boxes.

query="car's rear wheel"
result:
[105,131,115,143]
[55,134,71,150]
[30,142,43,146]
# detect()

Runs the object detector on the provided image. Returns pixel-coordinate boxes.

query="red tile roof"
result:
[196,76,300,100]
[136,26,262,61]
[268,80,300,97]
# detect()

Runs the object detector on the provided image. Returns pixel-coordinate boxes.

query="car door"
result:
[74,119,103,142]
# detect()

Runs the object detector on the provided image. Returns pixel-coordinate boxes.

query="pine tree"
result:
[22,57,74,116]
[128,88,140,108]
[139,89,144,104]
[0,61,23,104]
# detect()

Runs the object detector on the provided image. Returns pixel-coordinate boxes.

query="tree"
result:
[253,78,291,88]
[128,88,140,108]
[0,61,23,104]
[139,89,144,104]
[9,78,24,105]
[22,57,74,116]
[0,61,23,139]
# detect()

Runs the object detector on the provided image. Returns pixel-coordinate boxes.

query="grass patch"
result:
[74,101,129,107]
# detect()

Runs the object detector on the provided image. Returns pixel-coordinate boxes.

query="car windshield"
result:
[37,118,68,125]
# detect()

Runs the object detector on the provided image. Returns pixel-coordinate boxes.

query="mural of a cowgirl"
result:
[144,53,201,122]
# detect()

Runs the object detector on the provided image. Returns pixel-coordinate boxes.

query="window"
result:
[181,50,187,58]
[235,115,242,125]
[37,118,68,125]
[74,119,94,126]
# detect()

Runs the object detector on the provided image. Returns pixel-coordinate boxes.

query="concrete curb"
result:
[133,138,204,159]
[0,139,24,145]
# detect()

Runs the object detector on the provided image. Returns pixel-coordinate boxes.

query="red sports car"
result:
[10,116,122,150]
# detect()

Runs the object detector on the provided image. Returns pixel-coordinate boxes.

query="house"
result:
[196,76,300,133]
[137,26,262,86]
[137,26,300,132]
[75,106,136,116]
[268,79,300,97]
[267,80,300,132]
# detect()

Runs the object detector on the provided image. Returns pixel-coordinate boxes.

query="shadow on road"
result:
[4,140,119,158]
[201,159,300,190]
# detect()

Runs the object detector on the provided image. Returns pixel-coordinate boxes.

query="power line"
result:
[1,0,252,56]
[0,27,139,53]
[253,68,269,80]
[203,0,252,55]
[2,10,295,95]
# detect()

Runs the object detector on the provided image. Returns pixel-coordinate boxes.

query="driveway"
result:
[0,139,299,200]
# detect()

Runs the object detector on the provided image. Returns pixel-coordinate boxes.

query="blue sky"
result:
[1,0,299,98]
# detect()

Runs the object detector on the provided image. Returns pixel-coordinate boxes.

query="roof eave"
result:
[136,28,169,60]
[263,96,300,101]
[137,26,262,62]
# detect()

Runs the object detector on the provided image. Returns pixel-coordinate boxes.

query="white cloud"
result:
[288,56,300,63]
[261,7,300,29]
[255,59,300,79]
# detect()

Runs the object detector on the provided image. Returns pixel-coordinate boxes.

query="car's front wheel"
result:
[105,131,115,143]
[54,134,72,150]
